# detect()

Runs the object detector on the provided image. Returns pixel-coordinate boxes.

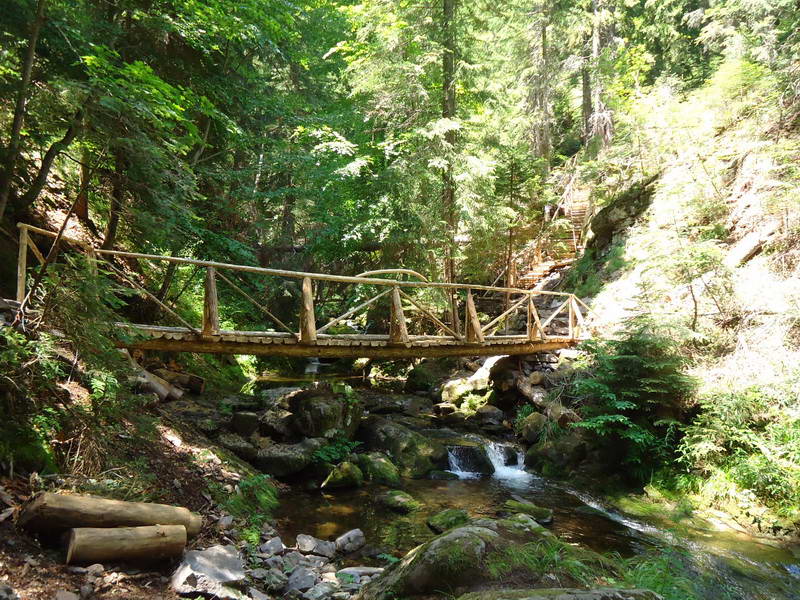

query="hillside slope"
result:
[563,58,800,532]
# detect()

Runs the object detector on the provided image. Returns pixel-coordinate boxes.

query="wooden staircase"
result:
[515,199,590,289]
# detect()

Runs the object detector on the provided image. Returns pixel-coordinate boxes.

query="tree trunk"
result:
[100,154,124,250]
[442,0,461,335]
[15,108,83,215]
[74,147,90,221]
[18,492,202,537]
[66,525,186,565]
[0,0,48,221]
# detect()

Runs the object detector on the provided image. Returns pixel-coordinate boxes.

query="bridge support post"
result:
[299,276,317,344]
[465,290,484,343]
[389,286,409,346]
[527,295,544,341]
[202,267,219,337]
[17,225,28,303]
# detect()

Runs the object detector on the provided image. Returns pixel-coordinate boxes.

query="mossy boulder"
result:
[290,385,363,439]
[518,412,548,444]
[254,437,325,477]
[502,500,553,524]
[321,461,364,489]
[217,432,257,461]
[446,442,495,475]
[380,490,422,514]
[355,525,500,600]
[524,432,587,477]
[427,508,470,533]
[358,416,446,478]
[405,358,460,393]
[356,452,401,486]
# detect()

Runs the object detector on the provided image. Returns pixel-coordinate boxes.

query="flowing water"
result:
[275,437,800,599]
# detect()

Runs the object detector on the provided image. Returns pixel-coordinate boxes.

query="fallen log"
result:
[120,350,183,402]
[153,368,205,394]
[66,524,186,564]
[18,493,202,538]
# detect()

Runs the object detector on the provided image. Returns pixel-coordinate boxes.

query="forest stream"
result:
[272,390,800,600]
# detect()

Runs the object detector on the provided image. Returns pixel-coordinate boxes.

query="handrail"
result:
[356,268,429,282]
[17,223,571,297]
[15,221,590,355]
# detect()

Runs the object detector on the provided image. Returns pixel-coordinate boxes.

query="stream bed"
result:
[276,439,800,600]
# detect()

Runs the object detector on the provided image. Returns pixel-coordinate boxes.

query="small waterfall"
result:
[446,447,482,479]
[486,442,534,485]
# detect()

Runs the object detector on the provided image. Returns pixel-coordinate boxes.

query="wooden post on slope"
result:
[17,226,28,302]
[568,294,575,339]
[528,295,544,341]
[389,286,409,346]
[202,267,219,337]
[299,276,317,344]
[465,289,484,344]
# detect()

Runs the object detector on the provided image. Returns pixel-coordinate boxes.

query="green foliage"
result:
[514,404,536,433]
[484,539,606,584]
[616,547,703,600]
[213,474,278,545]
[679,375,800,517]
[564,244,629,298]
[313,437,362,465]
[568,319,696,480]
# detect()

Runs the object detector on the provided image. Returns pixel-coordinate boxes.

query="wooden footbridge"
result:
[15,223,590,359]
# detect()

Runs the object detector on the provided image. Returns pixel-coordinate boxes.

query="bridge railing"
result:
[15,223,591,348]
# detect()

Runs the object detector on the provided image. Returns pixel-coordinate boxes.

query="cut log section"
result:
[18,493,202,538]
[66,524,186,564]
[152,368,206,394]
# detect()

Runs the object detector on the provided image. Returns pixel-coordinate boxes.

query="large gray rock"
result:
[217,432,257,461]
[335,529,366,554]
[446,443,495,475]
[473,404,504,426]
[259,408,295,441]
[287,567,317,592]
[364,393,430,416]
[254,438,325,477]
[458,590,662,600]
[404,357,459,393]
[355,526,499,600]
[321,461,364,489]
[260,567,289,593]
[171,545,245,600]
[358,416,446,478]
[259,536,286,556]
[297,534,337,558]
[518,412,548,444]
[290,386,364,439]
[231,411,260,436]
[304,582,337,600]
[355,452,401,486]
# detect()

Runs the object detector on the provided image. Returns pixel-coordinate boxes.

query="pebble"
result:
[259,536,285,556]
[78,584,93,599]
[54,592,79,600]
[66,567,87,575]
[218,515,235,530]
[85,564,104,577]
[248,588,271,600]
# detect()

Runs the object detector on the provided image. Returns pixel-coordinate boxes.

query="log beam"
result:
[299,276,316,344]
[202,267,219,337]
[389,286,410,346]
[465,290,484,343]
[66,524,186,565]
[18,492,202,537]
[121,337,575,358]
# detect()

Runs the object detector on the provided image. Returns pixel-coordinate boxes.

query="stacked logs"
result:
[18,493,202,564]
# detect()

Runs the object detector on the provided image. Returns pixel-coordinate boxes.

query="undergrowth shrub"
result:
[679,376,800,519]
[567,318,696,481]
